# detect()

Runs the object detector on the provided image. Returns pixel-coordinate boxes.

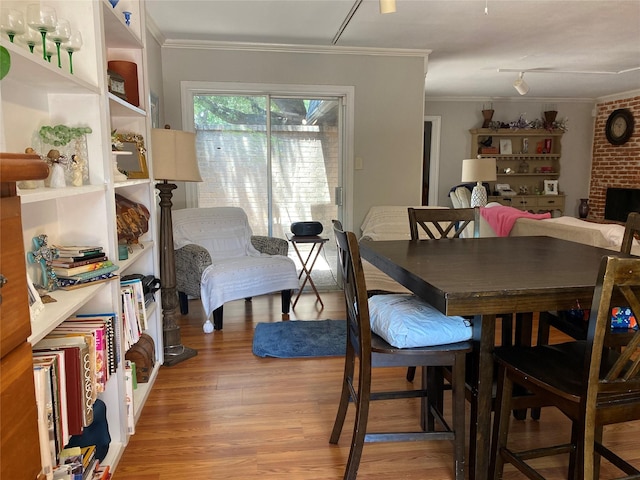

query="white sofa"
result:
[359,205,640,293]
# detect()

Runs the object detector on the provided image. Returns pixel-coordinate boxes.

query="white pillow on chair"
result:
[368,294,472,348]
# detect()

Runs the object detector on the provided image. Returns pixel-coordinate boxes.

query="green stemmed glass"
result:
[50,19,70,69]
[19,26,41,53]
[26,4,57,61]
[62,30,82,75]
[0,8,26,43]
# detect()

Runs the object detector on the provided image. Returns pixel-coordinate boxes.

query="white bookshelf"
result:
[0,0,161,475]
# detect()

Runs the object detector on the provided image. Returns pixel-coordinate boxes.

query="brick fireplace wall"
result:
[588,95,640,220]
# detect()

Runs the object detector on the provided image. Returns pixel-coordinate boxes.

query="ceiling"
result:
[145,0,640,100]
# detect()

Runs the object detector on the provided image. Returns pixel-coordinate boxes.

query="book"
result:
[124,360,135,435]
[50,255,108,268]
[35,336,94,427]
[54,264,119,281]
[56,318,109,391]
[52,260,115,277]
[71,313,118,376]
[54,245,104,255]
[121,278,148,331]
[57,273,118,290]
[34,352,70,447]
[33,366,55,480]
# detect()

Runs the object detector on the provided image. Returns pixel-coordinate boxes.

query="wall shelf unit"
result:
[469,128,565,214]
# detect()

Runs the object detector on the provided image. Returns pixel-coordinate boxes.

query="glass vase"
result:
[579,198,590,219]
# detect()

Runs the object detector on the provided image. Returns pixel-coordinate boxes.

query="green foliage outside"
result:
[194,95,310,127]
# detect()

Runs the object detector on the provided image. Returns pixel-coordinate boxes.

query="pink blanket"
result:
[480,205,551,236]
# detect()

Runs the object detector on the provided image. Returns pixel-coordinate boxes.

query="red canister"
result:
[107,60,139,107]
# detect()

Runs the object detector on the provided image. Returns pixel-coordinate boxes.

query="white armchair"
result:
[173,207,300,332]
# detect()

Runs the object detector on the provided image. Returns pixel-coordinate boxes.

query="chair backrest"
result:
[172,206,257,260]
[585,256,640,403]
[621,212,640,254]
[333,220,372,358]
[408,207,480,240]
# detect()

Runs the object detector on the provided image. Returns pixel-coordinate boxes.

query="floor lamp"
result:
[461,157,497,207]
[150,127,202,366]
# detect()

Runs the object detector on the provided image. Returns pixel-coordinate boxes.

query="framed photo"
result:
[113,132,149,179]
[150,91,160,129]
[499,139,512,155]
[544,180,558,195]
[27,273,44,321]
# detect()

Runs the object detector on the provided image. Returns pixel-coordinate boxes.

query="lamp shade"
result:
[379,0,396,13]
[461,157,497,183]
[150,128,202,182]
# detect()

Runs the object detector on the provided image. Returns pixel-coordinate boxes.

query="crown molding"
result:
[161,39,430,58]
[145,12,166,46]
[595,89,640,103]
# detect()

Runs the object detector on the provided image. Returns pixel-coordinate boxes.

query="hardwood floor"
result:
[113,291,640,479]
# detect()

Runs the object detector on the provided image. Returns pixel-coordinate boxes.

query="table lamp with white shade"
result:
[150,127,202,366]
[461,157,497,207]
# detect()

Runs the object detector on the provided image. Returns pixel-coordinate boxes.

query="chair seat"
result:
[495,341,587,400]
[200,255,299,318]
[368,294,473,349]
[495,341,640,414]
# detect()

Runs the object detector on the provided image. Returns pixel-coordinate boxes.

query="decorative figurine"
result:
[26,234,59,291]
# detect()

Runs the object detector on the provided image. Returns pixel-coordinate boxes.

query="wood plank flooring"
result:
[113,291,640,479]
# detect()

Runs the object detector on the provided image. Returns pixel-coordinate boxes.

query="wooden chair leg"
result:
[330,344,356,445]
[424,366,443,432]
[452,354,466,480]
[343,368,371,480]
[213,306,223,330]
[178,291,189,314]
[489,364,513,480]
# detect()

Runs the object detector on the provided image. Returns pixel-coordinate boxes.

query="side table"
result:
[286,233,329,308]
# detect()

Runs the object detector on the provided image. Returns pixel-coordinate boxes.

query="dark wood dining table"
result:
[359,235,618,480]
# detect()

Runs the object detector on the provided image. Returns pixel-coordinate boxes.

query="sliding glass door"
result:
[192,93,343,239]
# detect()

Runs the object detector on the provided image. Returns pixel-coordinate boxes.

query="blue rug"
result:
[252,320,346,358]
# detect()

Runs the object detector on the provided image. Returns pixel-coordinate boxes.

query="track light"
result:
[513,72,529,95]
[380,0,396,14]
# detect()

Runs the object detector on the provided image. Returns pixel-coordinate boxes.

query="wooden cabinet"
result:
[1,155,49,480]
[470,128,565,214]
[0,1,161,475]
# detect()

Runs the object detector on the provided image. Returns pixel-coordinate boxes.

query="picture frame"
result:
[544,179,558,195]
[113,132,149,179]
[499,139,512,155]
[27,273,44,321]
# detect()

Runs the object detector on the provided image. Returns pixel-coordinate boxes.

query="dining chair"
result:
[329,221,472,480]
[405,207,479,382]
[408,206,480,239]
[489,255,640,480]
[537,212,640,346]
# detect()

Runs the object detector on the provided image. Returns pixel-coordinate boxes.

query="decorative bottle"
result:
[578,198,590,219]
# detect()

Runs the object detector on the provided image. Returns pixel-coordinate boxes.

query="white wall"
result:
[424,100,596,217]
[159,45,426,229]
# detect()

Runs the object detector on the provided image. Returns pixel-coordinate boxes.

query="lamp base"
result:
[470,183,488,207]
[163,324,197,366]
[163,344,198,367]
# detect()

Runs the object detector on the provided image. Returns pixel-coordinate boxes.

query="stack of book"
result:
[52,246,119,289]
[33,313,118,477]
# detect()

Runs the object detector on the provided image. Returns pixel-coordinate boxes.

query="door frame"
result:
[424,115,441,206]
[180,81,355,229]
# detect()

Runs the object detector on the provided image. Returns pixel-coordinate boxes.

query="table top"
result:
[360,236,620,317]
[286,233,329,244]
